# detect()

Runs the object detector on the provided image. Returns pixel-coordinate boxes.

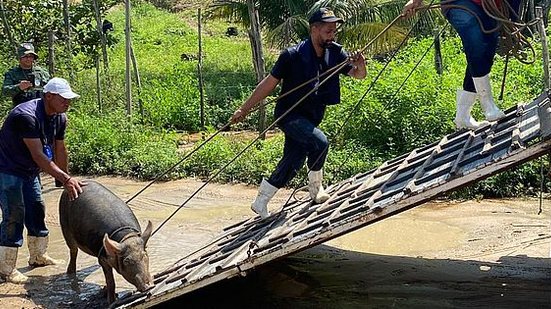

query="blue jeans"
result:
[0,173,48,247]
[444,0,520,92]
[267,117,329,188]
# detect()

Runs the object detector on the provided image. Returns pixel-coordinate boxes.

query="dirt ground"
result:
[0,175,550,308]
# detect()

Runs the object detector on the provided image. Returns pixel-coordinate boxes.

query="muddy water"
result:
[3,177,551,308]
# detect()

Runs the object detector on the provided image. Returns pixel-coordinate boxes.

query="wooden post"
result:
[536,6,551,259]
[47,30,55,76]
[92,0,109,70]
[537,7,550,91]
[0,0,16,53]
[96,55,102,112]
[62,0,74,81]
[125,0,132,115]
[529,0,536,33]
[247,0,266,138]
[198,8,205,129]
[130,43,143,120]
[433,29,442,75]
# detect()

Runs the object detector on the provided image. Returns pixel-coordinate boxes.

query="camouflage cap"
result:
[17,42,38,59]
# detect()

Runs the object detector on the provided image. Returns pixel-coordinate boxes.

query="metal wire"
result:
[139,0,541,237]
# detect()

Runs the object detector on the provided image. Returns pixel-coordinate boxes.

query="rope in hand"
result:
[146,10,413,241]
[126,12,405,206]
[133,0,541,236]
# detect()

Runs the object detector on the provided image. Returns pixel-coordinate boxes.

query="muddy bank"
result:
[0,176,550,308]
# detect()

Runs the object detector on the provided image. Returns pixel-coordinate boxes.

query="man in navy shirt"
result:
[231,8,366,218]
[0,77,84,283]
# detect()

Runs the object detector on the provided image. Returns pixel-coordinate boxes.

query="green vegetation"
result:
[0,1,549,198]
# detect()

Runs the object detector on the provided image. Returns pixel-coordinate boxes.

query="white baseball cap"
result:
[44,77,80,99]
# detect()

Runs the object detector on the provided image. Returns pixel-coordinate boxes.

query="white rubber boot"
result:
[454,89,488,130]
[473,74,505,122]
[0,246,28,284]
[251,179,278,219]
[308,169,330,204]
[28,236,64,267]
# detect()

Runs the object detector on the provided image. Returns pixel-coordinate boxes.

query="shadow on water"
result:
[153,244,551,309]
[21,265,108,308]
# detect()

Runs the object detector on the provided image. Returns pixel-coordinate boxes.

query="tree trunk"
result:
[92,0,109,70]
[433,29,442,75]
[247,0,266,138]
[0,0,16,54]
[537,6,550,91]
[198,8,205,129]
[48,30,55,76]
[96,55,102,112]
[130,43,143,120]
[125,0,132,116]
[62,0,74,81]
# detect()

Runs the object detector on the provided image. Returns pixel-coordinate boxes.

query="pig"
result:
[59,180,153,304]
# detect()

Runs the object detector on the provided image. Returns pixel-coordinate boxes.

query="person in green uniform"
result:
[2,43,50,106]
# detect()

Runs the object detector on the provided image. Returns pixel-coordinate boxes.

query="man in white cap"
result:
[0,77,84,283]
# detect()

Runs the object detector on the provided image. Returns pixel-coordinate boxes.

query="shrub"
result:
[67,111,181,179]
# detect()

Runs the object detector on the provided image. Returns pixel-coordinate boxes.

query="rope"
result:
[428,0,539,64]
[147,8,414,237]
[126,49,348,205]
[140,0,541,237]
[277,1,439,211]
[276,0,535,212]
[150,1,546,277]
[150,57,351,237]
[127,9,405,207]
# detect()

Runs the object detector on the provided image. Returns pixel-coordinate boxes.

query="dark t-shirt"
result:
[271,38,351,126]
[0,99,66,179]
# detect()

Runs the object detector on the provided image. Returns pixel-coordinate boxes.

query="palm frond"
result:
[259,0,313,29]
[208,0,250,27]
[338,22,408,55]
[265,14,309,48]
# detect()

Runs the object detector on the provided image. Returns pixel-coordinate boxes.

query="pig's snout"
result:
[136,273,154,292]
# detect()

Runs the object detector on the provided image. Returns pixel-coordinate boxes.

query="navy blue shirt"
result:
[271,38,352,126]
[0,99,67,179]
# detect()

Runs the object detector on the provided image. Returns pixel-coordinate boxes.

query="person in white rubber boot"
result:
[403,0,520,130]
[27,235,64,267]
[473,74,506,122]
[231,8,366,219]
[454,88,488,130]
[250,179,278,219]
[0,78,84,283]
[308,170,330,203]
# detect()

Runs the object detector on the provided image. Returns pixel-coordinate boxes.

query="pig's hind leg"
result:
[60,229,79,274]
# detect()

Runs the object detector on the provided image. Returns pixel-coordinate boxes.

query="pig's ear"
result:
[103,233,122,257]
[141,220,153,246]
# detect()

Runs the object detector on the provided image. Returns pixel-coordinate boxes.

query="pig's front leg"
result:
[100,258,117,304]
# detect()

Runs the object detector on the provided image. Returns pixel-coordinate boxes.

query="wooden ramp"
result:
[112,92,551,308]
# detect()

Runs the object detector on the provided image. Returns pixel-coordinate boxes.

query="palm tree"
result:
[208,0,444,54]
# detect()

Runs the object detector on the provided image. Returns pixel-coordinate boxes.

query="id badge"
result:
[43,145,53,160]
